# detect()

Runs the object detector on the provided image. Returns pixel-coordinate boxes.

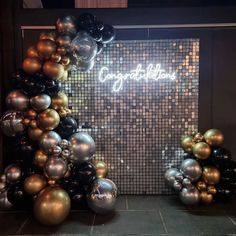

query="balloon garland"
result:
[0,13,117,225]
[165,129,236,205]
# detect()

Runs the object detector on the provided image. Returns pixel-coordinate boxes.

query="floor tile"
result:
[115,195,128,210]
[92,210,165,235]
[0,212,28,235]
[18,211,95,235]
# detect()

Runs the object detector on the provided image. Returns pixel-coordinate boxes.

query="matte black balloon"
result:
[73,162,96,186]
[77,13,96,30]
[55,117,78,139]
[97,42,104,55]
[21,76,45,96]
[101,24,115,44]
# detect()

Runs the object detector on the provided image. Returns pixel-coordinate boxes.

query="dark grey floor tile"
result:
[18,211,94,235]
[92,210,165,235]
[161,209,236,235]
[115,195,128,210]
[0,212,28,235]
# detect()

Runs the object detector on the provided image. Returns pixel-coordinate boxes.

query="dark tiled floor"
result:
[0,196,236,236]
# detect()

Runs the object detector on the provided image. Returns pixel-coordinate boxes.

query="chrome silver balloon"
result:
[0,111,25,137]
[6,90,29,111]
[0,190,13,210]
[175,172,184,182]
[179,187,200,205]
[59,139,70,149]
[39,131,61,154]
[182,178,193,189]
[44,157,68,181]
[69,132,96,163]
[173,180,182,191]
[4,164,21,183]
[180,159,202,182]
[61,149,71,159]
[50,145,62,156]
[30,94,51,112]
[71,58,94,71]
[87,178,118,214]
[164,168,181,187]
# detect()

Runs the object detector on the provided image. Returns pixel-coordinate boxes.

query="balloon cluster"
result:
[0,14,117,226]
[165,129,236,205]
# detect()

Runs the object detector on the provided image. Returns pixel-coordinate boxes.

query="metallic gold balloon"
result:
[58,108,68,118]
[51,52,61,63]
[43,61,65,80]
[24,174,47,195]
[34,150,48,168]
[192,142,211,160]
[59,70,68,82]
[202,166,220,185]
[30,119,38,129]
[28,127,44,141]
[200,191,213,204]
[60,56,70,66]
[204,129,224,146]
[39,131,61,154]
[51,92,68,110]
[34,186,71,225]
[181,135,195,153]
[6,90,29,111]
[56,35,71,47]
[196,181,207,191]
[30,94,51,112]
[37,39,57,60]
[207,185,217,195]
[4,164,21,183]
[23,118,31,126]
[193,132,204,143]
[22,57,41,74]
[94,161,108,178]
[27,46,40,58]
[37,109,60,131]
[39,31,56,42]
[26,109,37,119]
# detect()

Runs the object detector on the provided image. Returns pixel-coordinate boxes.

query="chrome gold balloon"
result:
[58,108,68,118]
[200,191,213,204]
[192,142,211,160]
[34,186,71,225]
[34,150,48,168]
[202,166,220,185]
[37,109,60,131]
[28,127,44,141]
[30,120,38,129]
[30,94,51,112]
[39,31,56,42]
[193,132,204,143]
[56,35,71,47]
[51,52,61,63]
[60,70,68,82]
[6,90,29,111]
[43,61,65,80]
[22,57,41,74]
[26,109,37,119]
[27,46,40,58]
[39,131,61,154]
[24,174,47,195]
[207,185,217,195]
[37,39,57,60]
[94,161,108,178]
[181,135,195,153]
[204,129,224,146]
[51,92,69,110]
[196,181,207,191]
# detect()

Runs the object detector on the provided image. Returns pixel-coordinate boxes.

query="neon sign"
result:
[98,63,176,92]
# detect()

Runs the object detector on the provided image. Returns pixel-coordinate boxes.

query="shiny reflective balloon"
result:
[21,76,46,96]
[87,178,118,214]
[28,127,44,141]
[196,181,207,191]
[56,35,71,48]
[51,92,69,110]
[204,129,224,146]
[56,15,77,36]
[24,174,47,195]
[4,164,21,183]
[192,142,211,160]
[34,186,71,225]
[164,168,181,187]
[27,46,40,58]
[207,185,217,195]
[55,117,78,139]
[71,58,95,71]
[37,109,60,131]
[39,31,56,41]
[0,190,13,210]
[181,135,195,153]
[200,191,213,204]
[173,180,182,191]
[0,111,25,137]
[6,90,29,111]
[37,39,56,59]
[22,57,42,74]
[34,150,48,168]
[101,24,115,44]
[179,187,200,205]
[202,166,220,185]
[94,160,108,178]
[182,178,193,189]
[69,132,96,163]
[39,131,61,154]
[212,147,231,165]
[180,159,202,182]
[43,61,65,80]
[193,132,204,143]
[44,78,61,96]
[30,94,51,112]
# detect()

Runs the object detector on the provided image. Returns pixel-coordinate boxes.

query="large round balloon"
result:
[0,111,25,137]
[204,129,224,146]
[164,168,180,187]
[37,109,60,131]
[30,94,51,112]
[4,164,21,183]
[51,92,68,110]
[202,166,220,185]
[87,178,117,214]
[180,158,202,182]
[0,190,13,210]
[24,174,47,195]
[101,24,115,44]
[179,187,200,205]
[192,142,211,160]
[69,132,96,163]
[6,90,29,111]
[22,57,41,74]
[37,39,56,60]
[43,61,65,80]
[181,135,195,153]
[39,131,61,154]
[34,186,71,225]
[55,117,78,139]
[56,15,77,36]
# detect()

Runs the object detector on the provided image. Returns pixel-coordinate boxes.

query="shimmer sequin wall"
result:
[63,39,199,194]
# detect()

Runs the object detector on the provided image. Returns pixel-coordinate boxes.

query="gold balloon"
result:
[39,31,56,42]
[204,129,224,146]
[34,186,71,225]
[57,46,67,56]
[193,132,204,143]
[56,35,71,47]
[24,174,47,195]
[30,120,38,129]
[43,61,65,80]
[192,142,211,160]
[37,39,57,60]
[34,150,48,168]
[28,127,44,141]
[60,56,70,66]
[58,109,68,118]
[51,52,61,63]
[27,46,39,58]
[207,185,217,195]
[23,118,31,126]
[59,70,68,82]
[51,92,68,110]
[181,135,195,153]
[37,109,60,131]
[202,166,220,185]
[23,57,42,74]
[26,109,37,119]
[196,181,207,191]
[94,161,108,178]
[200,191,213,204]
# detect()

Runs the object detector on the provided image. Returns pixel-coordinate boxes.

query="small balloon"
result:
[24,174,47,195]
[202,166,220,185]
[51,92,69,110]
[101,24,115,44]
[39,31,56,42]
[181,135,195,153]
[94,160,108,178]
[37,109,60,131]
[182,178,193,189]
[200,191,213,204]
[56,15,77,36]
[27,46,40,58]
[164,168,181,187]
[192,142,211,160]
[196,181,207,191]
[56,35,71,47]
[4,164,21,183]
[173,180,182,191]
[34,150,48,168]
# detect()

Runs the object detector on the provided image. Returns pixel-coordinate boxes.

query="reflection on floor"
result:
[0,195,236,235]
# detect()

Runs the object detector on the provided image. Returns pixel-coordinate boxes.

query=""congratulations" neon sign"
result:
[98,63,176,92]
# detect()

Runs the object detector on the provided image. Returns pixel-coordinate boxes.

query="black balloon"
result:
[43,78,61,96]
[77,13,96,30]
[212,148,231,165]
[73,162,96,186]
[101,24,115,44]
[96,42,104,55]
[88,28,102,42]
[93,20,104,31]
[61,177,80,197]
[215,185,233,201]
[11,69,27,88]
[21,76,45,96]
[55,117,78,139]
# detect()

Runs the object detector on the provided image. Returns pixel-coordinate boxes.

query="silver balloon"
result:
[71,32,97,62]
[0,190,13,210]
[6,90,29,111]
[179,187,200,205]
[71,58,94,72]
[4,164,21,183]
[175,172,184,182]
[44,157,68,181]
[180,158,202,182]
[39,131,61,154]
[0,111,25,137]
[173,180,182,191]
[59,139,70,149]
[0,174,6,191]
[182,178,194,189]
[164,168,181,187]
[50,145,62,156]
[69,132,96,163]
[30,94,51,112]
[87,178,118,214]
[61,149,71,159]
